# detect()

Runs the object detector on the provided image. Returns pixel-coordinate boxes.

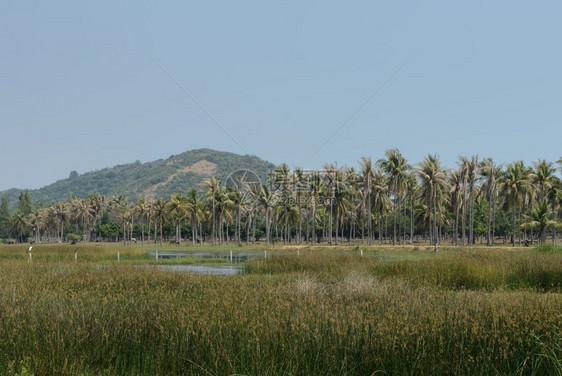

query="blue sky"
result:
[1,1,561,190]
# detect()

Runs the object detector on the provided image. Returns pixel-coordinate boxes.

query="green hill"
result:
[1,149,276,211]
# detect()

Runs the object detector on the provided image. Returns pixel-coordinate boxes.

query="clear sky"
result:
[1,1,561,191]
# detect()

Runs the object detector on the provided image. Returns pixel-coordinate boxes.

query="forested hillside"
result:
[0,149,276,211]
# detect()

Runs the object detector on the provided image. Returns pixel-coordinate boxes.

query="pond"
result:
[142,264,244,275]
[150,250,270,263]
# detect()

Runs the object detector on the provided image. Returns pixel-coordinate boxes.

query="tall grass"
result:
[247,248,562,291]
[0,247,560,375]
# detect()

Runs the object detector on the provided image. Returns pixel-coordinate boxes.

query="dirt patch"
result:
[180,160,217,175]
[144,160,217,198]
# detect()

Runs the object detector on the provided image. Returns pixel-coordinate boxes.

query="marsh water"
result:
[145,250,273,275]
[148,264,243,275]
[150,250,268,263]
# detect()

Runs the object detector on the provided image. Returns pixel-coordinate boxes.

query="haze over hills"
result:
[0,149,276,211]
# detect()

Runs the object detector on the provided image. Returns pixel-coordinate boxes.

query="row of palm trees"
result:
[4,150,562,248]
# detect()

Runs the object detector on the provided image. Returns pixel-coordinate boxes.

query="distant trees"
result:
[0,197,10,239]
[1,151,561,247]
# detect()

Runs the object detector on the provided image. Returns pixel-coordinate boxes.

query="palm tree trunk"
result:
[192,217,196,246]
[329,198,333,245]
[237,203,241,245]
[297,201,302,245]
[410,197,414,244]
[305,204,310,244]
[461,200,466,245]
[367,194,372,245]
[512,206,516,247]
[454,202,458,245]
[378,213,382,244]
[335,213,339,245]
[266,210,271,244]
[211,199,216,246]
[385,214,388,244]
[518,210,522,247]
[433,192,439,251]
[245,214,250,245]
[310,198,316,245]
[492,192,496,245]
[252,214,256,244]
[402,196,407,244]
[487,196,492,246]
[361,203,365,245]
[393,183,398,245]
[469,190,474,245]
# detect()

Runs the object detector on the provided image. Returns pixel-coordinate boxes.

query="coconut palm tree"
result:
[449,169,463,245]
[479,158,502,246]
[275,199,299,243]
[87,194,106,240]
[152,198,167,245]
[186,189,203,245]
[217,186,235,244]
[272,164,293,244]
[417,154,449,251]
[371,170,391,244]
[251,185,277,244]
[133,198,150,245]
[117,206,133,245]
[308,171,323,245]
[71,197,94,242]
[165,194,190,245]
[457,156,479,245]
[344,167,361,243]
[10,212,28,243]
[467,155,479,244]
[457,157,470,245]
[228,188,244,245]
[404,173,417,244]
[50,202,69,242]
[553,188,562,244]
[499,161,531,246]
[522,200,556,244]
[203,177,221,245]
[359,156,374,244]
[321,164,338,244]
[28,209,46,243]
[378,149,410,245]
[530,159,557,202]
[291,167,307,244]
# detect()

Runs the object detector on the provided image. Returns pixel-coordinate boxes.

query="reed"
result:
[0,246,560,375]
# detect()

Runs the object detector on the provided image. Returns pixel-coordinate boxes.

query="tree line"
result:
[1,150,561,249]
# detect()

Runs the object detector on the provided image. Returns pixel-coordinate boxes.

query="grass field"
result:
[0,243,560,375]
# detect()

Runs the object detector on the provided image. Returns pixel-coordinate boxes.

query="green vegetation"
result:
[0,150,561,374]
[0,149,275,211]
[0,245,560,375]
[2,150,562,251]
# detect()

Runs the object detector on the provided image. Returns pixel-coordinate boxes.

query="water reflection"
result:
[146,264,243,275]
